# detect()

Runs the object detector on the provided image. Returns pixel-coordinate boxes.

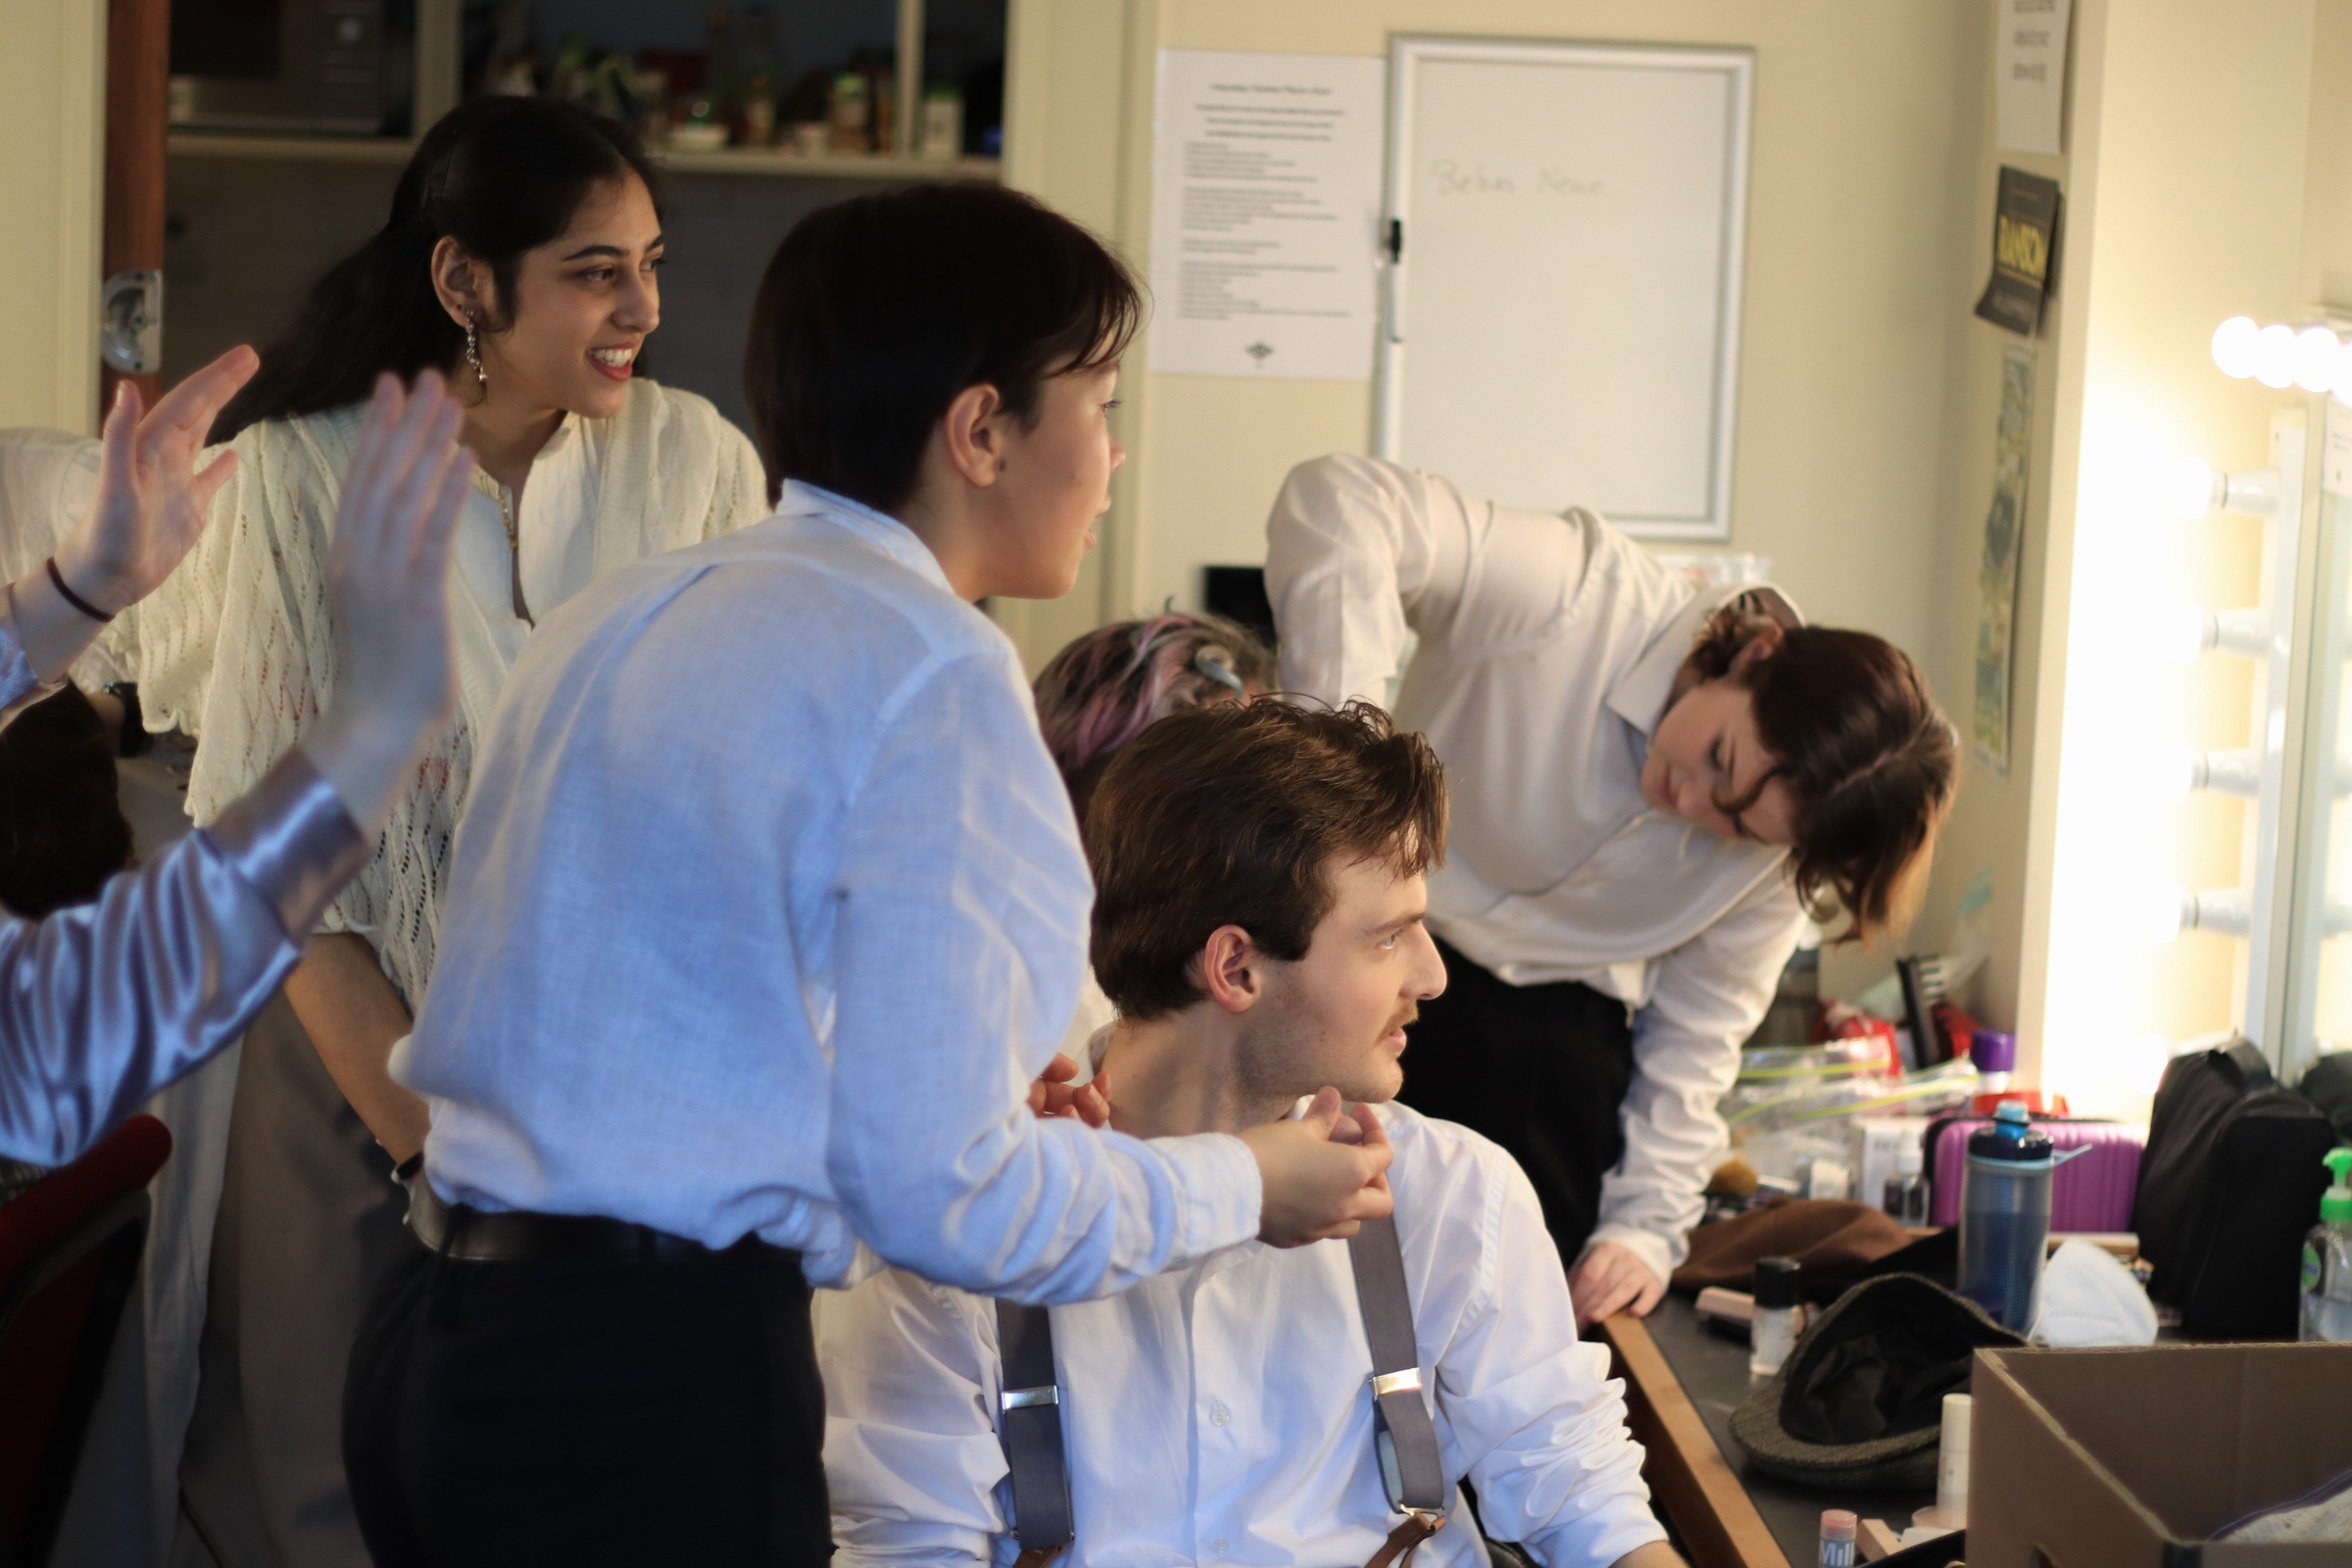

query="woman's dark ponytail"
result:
[213,97,662,442]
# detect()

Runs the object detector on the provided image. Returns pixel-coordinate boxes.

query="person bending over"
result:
[819,699,1681,1568]
[1267,454,1956,1327]
[344,182,1389,1568]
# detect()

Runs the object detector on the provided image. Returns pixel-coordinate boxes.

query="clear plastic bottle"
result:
[1750,1256,1804,1381]
[2300,1148,2352,1344]
[1883,1141,1931,1226]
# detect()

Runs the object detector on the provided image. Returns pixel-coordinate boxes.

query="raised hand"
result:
[50,347,260,616]
[299,371,474,835]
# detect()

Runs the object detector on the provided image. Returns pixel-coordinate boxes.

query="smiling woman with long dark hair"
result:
[99,96,767,1568]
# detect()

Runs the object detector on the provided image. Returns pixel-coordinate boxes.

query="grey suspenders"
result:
[992,1215,1449,1568]
[994,1298,1076,1568]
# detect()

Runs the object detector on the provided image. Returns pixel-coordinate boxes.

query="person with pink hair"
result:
[1033,611,1275,832]
[1029,611,1276,1086]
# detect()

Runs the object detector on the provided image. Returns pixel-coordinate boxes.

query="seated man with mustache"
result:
[816,700,1678,1568]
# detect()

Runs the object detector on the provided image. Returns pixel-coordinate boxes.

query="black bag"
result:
[2301,1051,2352,1146]
[2132,1039,2334,1337]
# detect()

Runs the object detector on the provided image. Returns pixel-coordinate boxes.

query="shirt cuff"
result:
[202,749,371,942]
[1583,1223,1680,1289]
[1154,1130,1264,1257]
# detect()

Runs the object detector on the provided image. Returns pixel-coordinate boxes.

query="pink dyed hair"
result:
[1033,612,1277,823]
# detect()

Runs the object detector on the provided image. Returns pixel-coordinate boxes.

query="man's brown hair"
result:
[1086,700,1448,1020]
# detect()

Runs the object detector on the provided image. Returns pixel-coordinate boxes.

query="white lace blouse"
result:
[101,379,769,1005]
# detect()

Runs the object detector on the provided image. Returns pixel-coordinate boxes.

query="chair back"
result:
[0,1113,171,1568]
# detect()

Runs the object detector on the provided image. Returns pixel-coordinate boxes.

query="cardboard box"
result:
[1970,1344,2352,1566]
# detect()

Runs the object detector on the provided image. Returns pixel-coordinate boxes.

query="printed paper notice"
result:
[1974,344,2035,772]
[1148,50,1387,380]
[1995,0,2072,156]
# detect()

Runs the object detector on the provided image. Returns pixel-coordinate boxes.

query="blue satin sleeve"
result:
[0,748,369,1165]
[0,587,42,710]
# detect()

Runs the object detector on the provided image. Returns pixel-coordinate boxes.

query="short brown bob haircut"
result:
[1687,606,1957,943]
[1086,700,1448,1021]
[742,182,1142,514]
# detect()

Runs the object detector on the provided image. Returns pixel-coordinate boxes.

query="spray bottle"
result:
[2300,1148,2352,1344]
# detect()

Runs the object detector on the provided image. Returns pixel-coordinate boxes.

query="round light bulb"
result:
[2295,327,2342,393]
[2155,601,2213,664]
[2144,882,2191,945]
[2153,457,2217,520]
[2254,323,2299,388]
[2211,316,2262,378]
[2153,742,2201,803]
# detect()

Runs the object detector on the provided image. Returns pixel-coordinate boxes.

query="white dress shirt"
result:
[817,1102,1668,1568]
[458,414,599,660]
[397,483,1262,1296]
[1264,455,1810,1281]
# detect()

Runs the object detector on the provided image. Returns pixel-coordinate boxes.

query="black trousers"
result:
[343,1231,832,1566]
[1398,936,1638,1264]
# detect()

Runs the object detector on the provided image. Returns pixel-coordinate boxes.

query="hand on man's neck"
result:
[1097,1009,1303,1140]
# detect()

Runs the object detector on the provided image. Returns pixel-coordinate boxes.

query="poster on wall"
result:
[1995,0,2073,156]
[1147,50,1388,380]
[1974,343,2035,772]
[1975,167,2061,337]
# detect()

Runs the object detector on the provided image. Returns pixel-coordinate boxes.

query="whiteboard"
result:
[1376,38,1753,540]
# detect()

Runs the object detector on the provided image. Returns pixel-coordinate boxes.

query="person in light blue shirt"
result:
[344,181,1395,1568]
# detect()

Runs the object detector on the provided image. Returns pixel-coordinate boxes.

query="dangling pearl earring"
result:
[464,318,487,392]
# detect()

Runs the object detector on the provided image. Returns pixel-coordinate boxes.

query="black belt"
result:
[404,1172,773,1265]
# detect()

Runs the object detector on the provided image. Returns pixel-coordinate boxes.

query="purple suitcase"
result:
[1927,1116,2146,1232]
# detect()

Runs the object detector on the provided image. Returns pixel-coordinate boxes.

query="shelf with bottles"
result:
[472,0,1004,169]
[168,133,420,165]
[656,148,999,180]
[165,0,1006,178]
[167,131,999,183]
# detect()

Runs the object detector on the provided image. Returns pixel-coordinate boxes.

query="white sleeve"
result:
[1437,1152,1669,1567]
[815,1269,1008,1568]
[825,650,1263,1303]
[1262,454,1464,707]
[1590,873,1808,1282]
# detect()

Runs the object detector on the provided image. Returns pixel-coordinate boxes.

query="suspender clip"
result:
[1001,1385,1062,1412]
[1369,1368,1423,1398]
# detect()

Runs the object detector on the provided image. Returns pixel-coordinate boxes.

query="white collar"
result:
[1604,582,1802,741]
[778,480,956,598]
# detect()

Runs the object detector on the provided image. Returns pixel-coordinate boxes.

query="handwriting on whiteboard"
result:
[1429,160,1607,198]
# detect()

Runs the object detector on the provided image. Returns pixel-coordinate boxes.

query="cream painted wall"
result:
[983,3,2328,1080]
[1004,0,1991,712]
[1003,1,1989,1010]
[0,0,104,434]
[2303,0,2352,313]
[1924,0,2325,1110]
[1914,11,2077,1052]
